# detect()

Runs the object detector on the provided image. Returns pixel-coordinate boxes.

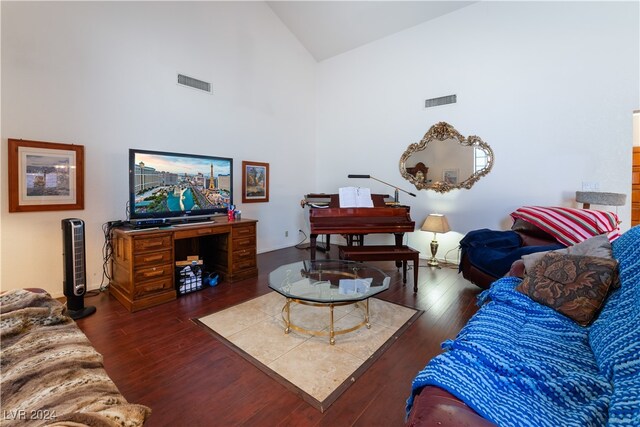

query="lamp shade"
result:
[421,214,451,234]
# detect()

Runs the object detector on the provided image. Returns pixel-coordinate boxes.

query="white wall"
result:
[1,1,317,296]
[316,1,639,261]
[2,2,638,297]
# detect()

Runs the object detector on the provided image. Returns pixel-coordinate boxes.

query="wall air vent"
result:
[177,73,212,94]
[425,94,456,108]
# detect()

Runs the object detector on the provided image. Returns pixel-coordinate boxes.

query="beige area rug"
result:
[195,292,421,412]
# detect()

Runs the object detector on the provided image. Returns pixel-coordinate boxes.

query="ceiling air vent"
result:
[177,73,212,94]
[425,94,456,108]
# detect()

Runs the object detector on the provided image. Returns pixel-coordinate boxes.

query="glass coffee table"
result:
[268,259,390,345]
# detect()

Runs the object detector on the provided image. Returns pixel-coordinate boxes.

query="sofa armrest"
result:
[518,233,558,247]
[459,252,497,289]
[407,386,496,427]
[506,259,526,278]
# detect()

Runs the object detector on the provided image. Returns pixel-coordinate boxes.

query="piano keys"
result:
[302,193,415,261]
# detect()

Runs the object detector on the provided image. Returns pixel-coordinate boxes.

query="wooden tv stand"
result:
[110,218,258,312]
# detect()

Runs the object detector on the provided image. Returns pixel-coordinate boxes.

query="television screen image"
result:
[129,149,233,221]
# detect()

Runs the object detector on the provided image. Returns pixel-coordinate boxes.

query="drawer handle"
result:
[144,268,165,278]
[144,241,164,248]
[145,282,166,291]
[143,254,164,262]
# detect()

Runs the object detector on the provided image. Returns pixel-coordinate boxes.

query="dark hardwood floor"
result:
[76,245,482,427]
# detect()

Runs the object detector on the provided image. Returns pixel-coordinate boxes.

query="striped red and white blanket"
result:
[510,206,621,246]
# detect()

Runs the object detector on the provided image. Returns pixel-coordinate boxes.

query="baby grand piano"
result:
[302,193,415,261]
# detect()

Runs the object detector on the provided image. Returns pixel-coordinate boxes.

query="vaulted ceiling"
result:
[267,1,475,61]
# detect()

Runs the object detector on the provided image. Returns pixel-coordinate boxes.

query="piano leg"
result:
[310,234,318,260]
[310,234,331,259]
[394,233,404,268]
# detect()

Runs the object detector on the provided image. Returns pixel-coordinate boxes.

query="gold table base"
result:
[282,298,371,345]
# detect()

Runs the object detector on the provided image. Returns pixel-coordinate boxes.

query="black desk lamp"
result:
[347,174,416,204]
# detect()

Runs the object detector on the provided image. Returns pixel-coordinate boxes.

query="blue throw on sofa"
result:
[459,228,564,278]
[407,226,640,426]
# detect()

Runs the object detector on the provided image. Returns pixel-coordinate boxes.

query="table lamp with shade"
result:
[421,214,451,267]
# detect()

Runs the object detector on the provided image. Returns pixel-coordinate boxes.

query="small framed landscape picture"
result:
[443,169,459,185]
[8,139,85,212]
[242,161,269,203]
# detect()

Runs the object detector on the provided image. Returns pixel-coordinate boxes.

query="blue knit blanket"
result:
[407,226,640,426]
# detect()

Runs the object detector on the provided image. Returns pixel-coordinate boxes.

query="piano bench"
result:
[338,245,420,293]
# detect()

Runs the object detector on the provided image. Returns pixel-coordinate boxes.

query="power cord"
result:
[295,229,309,249]
[294,230,330,252]
[405,245,460,271]
[82,221,119,298]
[441,245,461,269]
[97,220,123,292]
[85,202,129,297]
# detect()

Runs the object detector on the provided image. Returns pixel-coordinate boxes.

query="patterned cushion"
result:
[515,252,619,326]
[511,206,621,246]
[521,234,613,275]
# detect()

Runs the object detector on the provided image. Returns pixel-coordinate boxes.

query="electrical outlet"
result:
[285,231,289,237]
[582,181,600,191]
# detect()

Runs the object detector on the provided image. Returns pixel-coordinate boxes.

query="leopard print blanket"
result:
[1,289,151,426]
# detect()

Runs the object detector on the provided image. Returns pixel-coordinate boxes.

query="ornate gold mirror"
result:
[399,122,494,193]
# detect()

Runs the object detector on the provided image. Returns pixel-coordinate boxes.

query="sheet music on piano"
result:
[338,187,374,208]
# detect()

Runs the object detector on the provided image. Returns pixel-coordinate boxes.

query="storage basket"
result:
[176,263,203,295]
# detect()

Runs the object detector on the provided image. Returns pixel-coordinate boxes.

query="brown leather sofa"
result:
[406,220,561,426]
[406,387,496,426]
[459,219,559,289]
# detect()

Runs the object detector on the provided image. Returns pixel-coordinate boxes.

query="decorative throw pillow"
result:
[516,252,619,326]
[521,234,613,274]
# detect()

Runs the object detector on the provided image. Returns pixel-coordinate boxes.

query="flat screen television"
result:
[129,148,233,223]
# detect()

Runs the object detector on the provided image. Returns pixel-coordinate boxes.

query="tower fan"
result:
[62,218,96,320]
